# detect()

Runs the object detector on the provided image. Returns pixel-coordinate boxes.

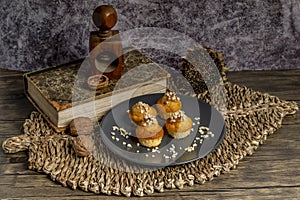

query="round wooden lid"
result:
[92,5,117,31]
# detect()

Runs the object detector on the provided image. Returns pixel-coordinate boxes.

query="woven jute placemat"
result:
[2,82,298,197]
[2,47,298,197]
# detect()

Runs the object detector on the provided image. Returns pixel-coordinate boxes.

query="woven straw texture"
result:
[2,81,298,197]
[2,48,298,197]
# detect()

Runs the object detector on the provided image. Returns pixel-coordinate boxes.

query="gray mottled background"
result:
[0,0,300,72]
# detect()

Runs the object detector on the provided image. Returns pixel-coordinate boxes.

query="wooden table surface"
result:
[0,69,299,199]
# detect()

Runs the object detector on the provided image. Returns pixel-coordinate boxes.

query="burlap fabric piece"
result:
[2,48,298,197]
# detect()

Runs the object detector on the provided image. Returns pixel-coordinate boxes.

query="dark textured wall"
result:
[1,0,300,72]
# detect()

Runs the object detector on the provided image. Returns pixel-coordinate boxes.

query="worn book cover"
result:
[24,48,170,131]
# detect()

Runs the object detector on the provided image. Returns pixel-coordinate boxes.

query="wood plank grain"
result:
[0,152,28,164]
[0,175,299,200]
[282,113,300,125]
[227,70,300,101]
[0,71,26,101]
[0,99,34,121]
[1,173,299,200]
[0,69,23,77]
[0,121,24,133]
[0,69,299,199]
[0,70,34,119]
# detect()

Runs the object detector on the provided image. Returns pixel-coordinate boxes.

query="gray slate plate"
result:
[100,93,226,167]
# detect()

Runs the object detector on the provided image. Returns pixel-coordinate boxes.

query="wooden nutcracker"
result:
[89,5,124,80]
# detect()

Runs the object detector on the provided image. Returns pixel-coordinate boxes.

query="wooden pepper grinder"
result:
[89,5,124,80]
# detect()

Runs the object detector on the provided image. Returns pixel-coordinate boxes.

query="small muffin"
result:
[135,115,164,148]
[128,102,157,126]
[165,110,193,139]
[156,90,181,119]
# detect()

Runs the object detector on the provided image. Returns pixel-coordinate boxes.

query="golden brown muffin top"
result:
[130,101,151,115]
[169,110,186,123]
[140,114,157,127]
[166,112,193,132]
[164,89,180,103]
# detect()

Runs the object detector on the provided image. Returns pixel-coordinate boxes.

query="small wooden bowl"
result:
[87,74,109,90]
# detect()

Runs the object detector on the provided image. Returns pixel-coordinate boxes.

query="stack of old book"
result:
[24,48,169,131]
